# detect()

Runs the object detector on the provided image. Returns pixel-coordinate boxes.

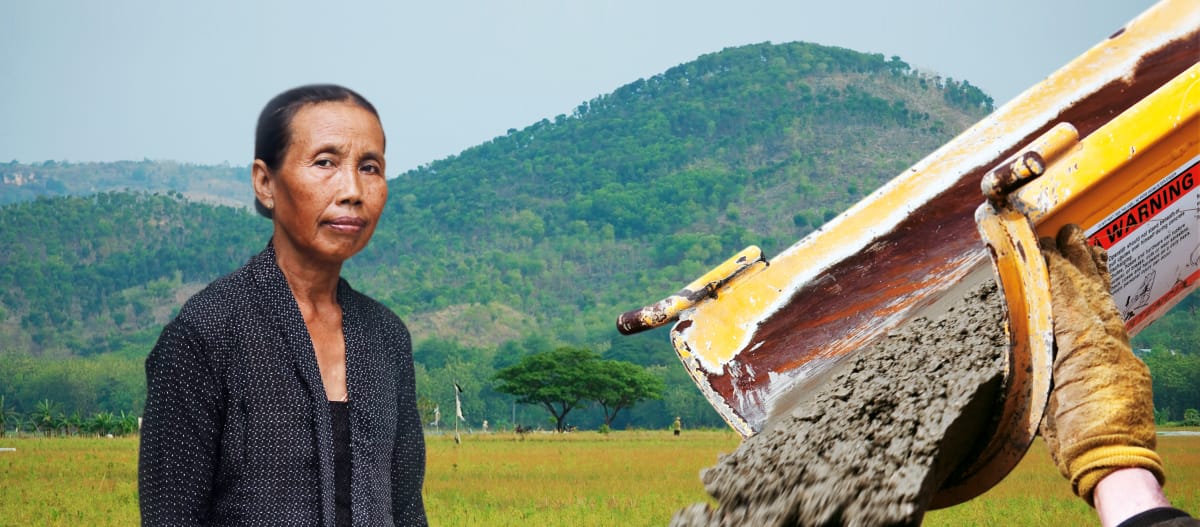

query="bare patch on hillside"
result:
[406,303,537,348]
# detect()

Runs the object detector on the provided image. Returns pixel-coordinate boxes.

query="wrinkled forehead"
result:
[288,101,386,154]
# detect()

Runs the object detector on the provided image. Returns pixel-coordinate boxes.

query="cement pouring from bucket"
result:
[617,0,1200,510]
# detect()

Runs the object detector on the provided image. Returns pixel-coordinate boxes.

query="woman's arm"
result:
[390,333,428,526]
[139,320,223,526]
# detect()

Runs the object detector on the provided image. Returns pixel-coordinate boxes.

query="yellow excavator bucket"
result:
[617,0,1199,506]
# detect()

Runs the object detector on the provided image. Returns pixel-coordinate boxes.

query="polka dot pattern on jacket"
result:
[138,242,427,526]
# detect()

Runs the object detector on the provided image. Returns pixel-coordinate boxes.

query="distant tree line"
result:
[1131,292,1200,423]
[1,335,710,434]
[0,396,140,438]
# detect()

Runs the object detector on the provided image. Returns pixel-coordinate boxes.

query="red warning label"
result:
[1084,155,1200,333]
[1090,166,1197,250]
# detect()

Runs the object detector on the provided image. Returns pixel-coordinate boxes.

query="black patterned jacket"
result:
[139,243,427,526]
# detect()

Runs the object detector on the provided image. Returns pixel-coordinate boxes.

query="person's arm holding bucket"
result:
[1041,224,1196,527]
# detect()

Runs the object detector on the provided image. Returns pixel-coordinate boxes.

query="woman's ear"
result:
[252,159,274,211]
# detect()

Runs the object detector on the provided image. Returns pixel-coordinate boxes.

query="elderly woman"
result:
[139,85,426,526]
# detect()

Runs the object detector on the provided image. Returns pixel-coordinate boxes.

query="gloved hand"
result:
[1039,223,1164,506]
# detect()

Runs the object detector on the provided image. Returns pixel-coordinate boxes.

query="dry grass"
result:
[0,430,1195,526]
[423,429,738,525]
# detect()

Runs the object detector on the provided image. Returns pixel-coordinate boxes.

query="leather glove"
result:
[1039,223,1164,505]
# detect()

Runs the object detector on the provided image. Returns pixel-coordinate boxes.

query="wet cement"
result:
[672,279,1008,527]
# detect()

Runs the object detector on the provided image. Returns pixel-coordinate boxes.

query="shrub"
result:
[1184,408,1200,427]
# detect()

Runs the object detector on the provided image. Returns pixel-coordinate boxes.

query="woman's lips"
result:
[324,216,368,233]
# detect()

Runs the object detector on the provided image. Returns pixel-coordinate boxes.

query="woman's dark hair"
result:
[253,84,383,218]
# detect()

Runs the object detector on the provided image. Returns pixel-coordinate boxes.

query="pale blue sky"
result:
[0,0,1157,173]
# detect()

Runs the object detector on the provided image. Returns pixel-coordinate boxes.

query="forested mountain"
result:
[353,42,990,340]
[0,192,267,357]
[3,41,1196,429]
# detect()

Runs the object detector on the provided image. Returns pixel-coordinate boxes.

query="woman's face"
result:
[253,100,387,267]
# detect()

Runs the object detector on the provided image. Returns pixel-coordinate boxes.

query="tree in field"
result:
[591,360,665,428]
[66,411,84,437]
[90,411,116,436]
[493,346,600,432]
[11,414,32,437]
[1184,408,1200,427]
[118,411,139,436]
[53,412,69,437]
[0,395,17,437]
[31,398,61,437]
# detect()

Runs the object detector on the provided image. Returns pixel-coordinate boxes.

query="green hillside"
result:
[353,42,990,341]
[0,192,267,357]
[6,41,1192,429]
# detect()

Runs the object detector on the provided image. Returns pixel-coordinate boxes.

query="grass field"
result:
[0,429,1195,526]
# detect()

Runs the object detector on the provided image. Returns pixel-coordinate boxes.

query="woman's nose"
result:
[335,167,364,205]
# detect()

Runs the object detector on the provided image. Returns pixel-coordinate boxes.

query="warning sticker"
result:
[1086,155,1200,330]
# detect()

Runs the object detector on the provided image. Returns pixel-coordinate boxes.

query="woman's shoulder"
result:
[185,267,254,310]
[173,251,265,327]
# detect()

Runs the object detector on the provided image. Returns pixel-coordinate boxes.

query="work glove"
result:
[1039,223,1164,505]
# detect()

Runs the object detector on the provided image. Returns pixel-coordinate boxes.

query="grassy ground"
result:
[925,432,1200,526]
[0,436,140,525]
[0,429,1195,526]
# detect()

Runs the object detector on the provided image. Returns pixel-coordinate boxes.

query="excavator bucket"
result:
[617,0,1199,506]
[938,59,1200,505]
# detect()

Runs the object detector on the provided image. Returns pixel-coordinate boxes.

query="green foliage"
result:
[604,326,676,367]
[1132,293,1200,353]
[415,337,485,370]
[494,347,602,431]
[0,395,17,437]
[493,346,668,431]
[0,192,267,357]
[1130,295,1200,420]
[30,398,61,435]
[1135,347,1200,422]
[640,363,726,429]
[1184,408,1200,427]
[0,352,146,416]
[590,359,665,427]
[0,396,140,438]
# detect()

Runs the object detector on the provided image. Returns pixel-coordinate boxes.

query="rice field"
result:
[0,429,1195,526]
